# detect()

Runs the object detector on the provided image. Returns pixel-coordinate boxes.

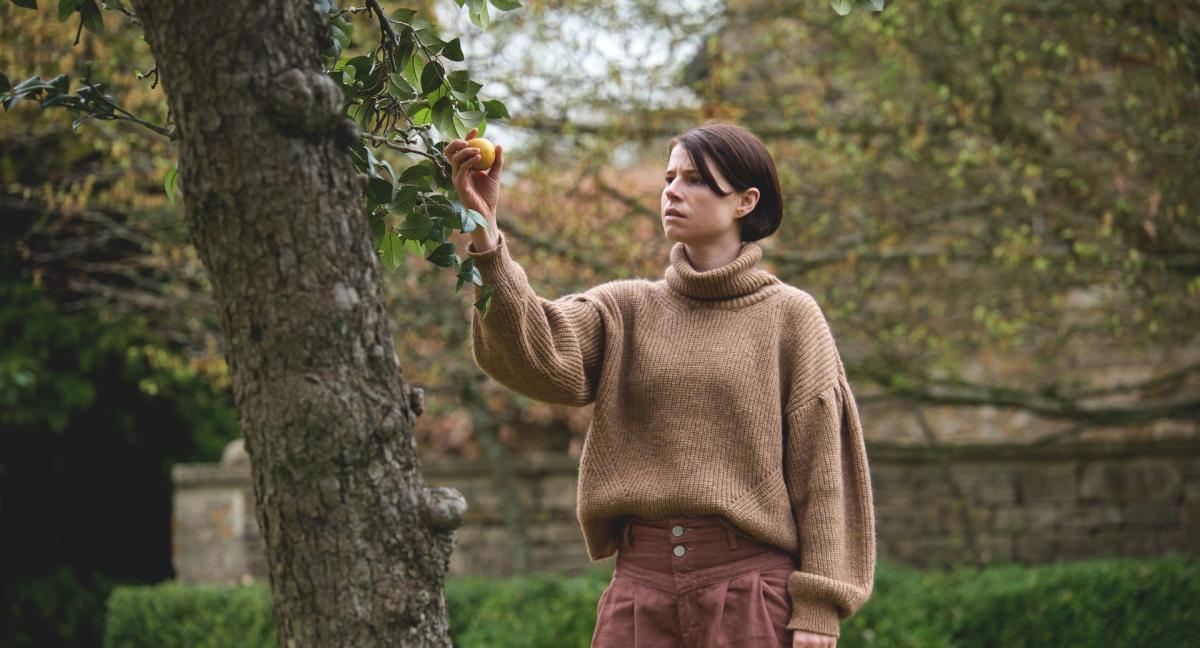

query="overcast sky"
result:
[431,0,724,165]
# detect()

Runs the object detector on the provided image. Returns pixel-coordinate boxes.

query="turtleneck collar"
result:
[663,240,781,301]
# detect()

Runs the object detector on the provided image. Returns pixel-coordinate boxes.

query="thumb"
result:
[488,143,503,181]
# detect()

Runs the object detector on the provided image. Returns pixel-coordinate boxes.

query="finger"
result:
[454,147,481,167]
[487,143,503,181]
[453,154,472,185]
[444,139,466,157]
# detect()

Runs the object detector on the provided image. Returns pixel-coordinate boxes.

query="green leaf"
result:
[413,27,447,55]
[467,0,490,30]
[369,209,387,247]
[411,104,432,126]
[379,230,402,272]
[346,55,373,83]
[431,95,455,138]
[80,0,103,34]
[58,0,83,21]
[164,163,179,204]
[400,162,434,184]
[366,177,394,204]
[349,144,371,173]
[482,98,510,120]
[446,70,471,92]
[857,0,885,10]
[425,193,456,218]
[11,0,39,9]
[420,60,443,95]
[459,110,487,129]
[389,184,420,212]
[46,74,70,96]
[442,38,465,62]
[489,0,521,10]
[426,242,457,268]
[398,212,434,240]
[456,258,482,291]
[475,283,494,317]
[0,72,9,93]
[831,0,852,15]
[390,8,417,24]
[387,73,416,100]
[449,113,469,139]
[351,98,375,130]
[399,52,424,94]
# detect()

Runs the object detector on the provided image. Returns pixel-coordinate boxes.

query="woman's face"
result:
[660,144,756,245]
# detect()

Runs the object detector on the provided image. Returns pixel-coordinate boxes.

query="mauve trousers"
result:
[591,515,795,648]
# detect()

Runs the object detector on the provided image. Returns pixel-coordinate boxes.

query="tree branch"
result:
[366,0,398,48]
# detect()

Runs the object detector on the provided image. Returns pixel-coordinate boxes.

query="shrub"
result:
[840,554,1200,647]
[105,555,1200,647]
[447,566,611,647]
[102,582,274,648]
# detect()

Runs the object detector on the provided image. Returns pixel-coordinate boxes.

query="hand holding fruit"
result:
[443,127,503,249]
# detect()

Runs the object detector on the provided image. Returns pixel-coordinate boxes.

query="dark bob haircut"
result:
[667,121,783,243]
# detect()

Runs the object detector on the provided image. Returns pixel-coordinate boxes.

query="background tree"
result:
[414,0,1198,453]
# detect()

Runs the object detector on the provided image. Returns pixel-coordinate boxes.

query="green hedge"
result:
[104,555,1200,647]
[103,582,274,648]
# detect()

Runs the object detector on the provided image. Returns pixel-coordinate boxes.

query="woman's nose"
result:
[664,180,683,202]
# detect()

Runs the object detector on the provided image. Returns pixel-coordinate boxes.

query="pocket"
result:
[712,567,794,647]
[758,566,793,626]
[591,575,630,647]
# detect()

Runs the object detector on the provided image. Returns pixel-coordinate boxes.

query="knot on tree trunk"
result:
[423,486,466,532]
[408,386,425,417]
[264,67,344,139]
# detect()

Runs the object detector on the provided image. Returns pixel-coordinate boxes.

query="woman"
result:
[443,122,875,647]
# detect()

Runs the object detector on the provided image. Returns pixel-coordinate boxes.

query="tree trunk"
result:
[129,2,464,645]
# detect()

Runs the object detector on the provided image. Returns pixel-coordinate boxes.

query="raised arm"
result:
[464,230,608,406]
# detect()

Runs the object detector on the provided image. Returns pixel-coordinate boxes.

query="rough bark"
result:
[129,1,464,645]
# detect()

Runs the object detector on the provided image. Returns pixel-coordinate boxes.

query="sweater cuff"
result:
[785,597,841,638]
[463,230,519,295]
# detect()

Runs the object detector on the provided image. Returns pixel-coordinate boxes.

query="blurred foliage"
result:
[102,555,1200,647]
[398,0,1199,452]
[1,5,239,648]
[0,281,239,647]
[103,581,275,648]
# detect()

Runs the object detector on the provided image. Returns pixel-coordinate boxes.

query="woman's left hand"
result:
[793,629,836,647]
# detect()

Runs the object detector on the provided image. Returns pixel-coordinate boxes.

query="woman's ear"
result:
[737,187,760,217]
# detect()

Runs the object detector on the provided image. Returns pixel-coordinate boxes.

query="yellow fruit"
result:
[466,137,495,170]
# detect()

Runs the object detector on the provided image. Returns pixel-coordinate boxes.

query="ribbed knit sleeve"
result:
[463,230,607,406]
[782,367,876,637]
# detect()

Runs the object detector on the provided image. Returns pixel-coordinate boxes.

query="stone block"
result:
[1120,503,1179,528]
[1059,504,1123,531]
[1079,459,1182,502]
[536,475,579,513]
[1016,464,1077,503]
[1025,504,1061,531]
[938,468,1015,509]
[990,507,1026,534]
[172,486,253,584]
[529,521,586,545]
[1181,502,1200,527]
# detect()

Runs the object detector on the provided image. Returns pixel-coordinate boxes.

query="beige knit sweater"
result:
[464,230,875,637]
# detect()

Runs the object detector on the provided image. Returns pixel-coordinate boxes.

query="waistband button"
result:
[671,525,685,537]
[673,545,686,557]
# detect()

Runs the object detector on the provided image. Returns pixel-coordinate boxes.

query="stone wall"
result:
[171,439,1200,583]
